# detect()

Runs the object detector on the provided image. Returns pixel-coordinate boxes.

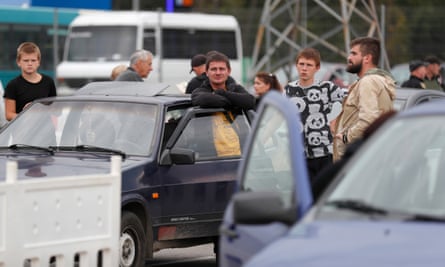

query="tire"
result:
[213,236,219,266]
[120,211,146,267]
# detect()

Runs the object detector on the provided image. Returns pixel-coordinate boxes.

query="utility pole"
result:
[132,0,140,10]
[249,0,388,83]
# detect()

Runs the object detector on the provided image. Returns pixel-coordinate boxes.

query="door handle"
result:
[219,224,238,239]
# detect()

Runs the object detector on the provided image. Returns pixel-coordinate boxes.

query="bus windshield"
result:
[67,26,137,62]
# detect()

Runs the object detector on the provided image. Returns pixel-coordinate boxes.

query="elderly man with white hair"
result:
[115,49,153,81]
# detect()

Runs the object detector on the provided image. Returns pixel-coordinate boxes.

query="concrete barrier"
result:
[0,156,122,267]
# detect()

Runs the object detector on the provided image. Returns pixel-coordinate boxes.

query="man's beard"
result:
[346,61,362,74]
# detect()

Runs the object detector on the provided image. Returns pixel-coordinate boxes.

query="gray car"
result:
[394,88,445,111]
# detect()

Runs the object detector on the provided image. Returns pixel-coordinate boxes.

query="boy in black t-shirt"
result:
[4,42,57,121]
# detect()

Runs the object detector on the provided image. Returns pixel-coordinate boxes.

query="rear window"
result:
[162,29,238,59]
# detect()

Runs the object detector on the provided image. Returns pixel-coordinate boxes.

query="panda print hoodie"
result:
[285,80,345,159]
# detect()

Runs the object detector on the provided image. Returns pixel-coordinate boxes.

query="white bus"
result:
[56,10,243,95]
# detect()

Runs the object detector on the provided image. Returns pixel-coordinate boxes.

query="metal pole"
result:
[380,4,387,69]
[265,4,271,72]
[132,0,140,10]
[157,8,163,82]
[302,0,307,47]
[53,8,59,85]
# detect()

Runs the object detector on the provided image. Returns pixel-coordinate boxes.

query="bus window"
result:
[162,29,237,59]
[143,29,156,55]
[56,11,243,93]
[67,26,137,62]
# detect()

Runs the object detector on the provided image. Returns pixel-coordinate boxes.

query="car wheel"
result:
[120,211,146,267]
[213,236,219,265]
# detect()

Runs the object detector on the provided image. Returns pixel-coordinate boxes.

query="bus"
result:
[0,5,79,86]
[56,10,243,95]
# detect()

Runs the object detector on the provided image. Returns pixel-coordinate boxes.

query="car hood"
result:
[246,221,445,267]
[0,153,143,180]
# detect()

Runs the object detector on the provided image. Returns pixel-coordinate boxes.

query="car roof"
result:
[398,97,445,117]
[395,88,445,99]
[50,81,191,105]
[75,81,185,97]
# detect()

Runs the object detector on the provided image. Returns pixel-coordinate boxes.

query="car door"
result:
[156,107,251,239]
[219,91,313,267]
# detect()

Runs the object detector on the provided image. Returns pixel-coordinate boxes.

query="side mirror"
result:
[233,191,296,226]
[160,148,196,165]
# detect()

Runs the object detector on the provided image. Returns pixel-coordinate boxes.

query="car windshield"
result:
[67,26,137,62]
[0,101,158,156]
[320,116,445,218]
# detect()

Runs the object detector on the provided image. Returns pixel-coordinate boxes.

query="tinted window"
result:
[67,26,137,61]
[322,116,445,217]
[173,111,249,161]
[0,101,158,156]
[143,29,156,54]
[241,105,294,207]
[0,24,66,70]
[162,29,237,59]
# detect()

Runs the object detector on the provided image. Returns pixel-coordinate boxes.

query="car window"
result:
[0,101,158,156]
[321,116,445,217]
[241,105,294,208]
[172,111,250,161]
[162,107,188,150]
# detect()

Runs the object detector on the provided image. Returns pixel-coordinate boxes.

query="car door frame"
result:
[219,91,313,267]
[155,106,252,240]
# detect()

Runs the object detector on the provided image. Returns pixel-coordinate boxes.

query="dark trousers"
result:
[307,154,333,183]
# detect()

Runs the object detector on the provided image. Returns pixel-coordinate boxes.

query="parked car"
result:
[0,81,253,267]
[219,91,312,267]
[390,62,409,86]
[220,91,445,266]
[394,88,445,110]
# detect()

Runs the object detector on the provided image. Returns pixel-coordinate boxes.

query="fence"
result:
[0,156,122,267]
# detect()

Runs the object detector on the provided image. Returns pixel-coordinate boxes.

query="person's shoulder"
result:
[40,73,52,79]
[286,79,300,87]
[115,70,140,81]
[318,79,335,86]
[40,73,56,83]
[198,73,208,79]
[401,80,409,87]
[228,82,247,92]
[190,74,207,83]
[5,75,22,88]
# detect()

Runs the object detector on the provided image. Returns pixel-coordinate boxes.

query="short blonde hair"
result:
[17,42,41,61]
[111,64,128,80]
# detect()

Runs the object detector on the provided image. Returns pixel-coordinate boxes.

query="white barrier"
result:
[0,156,122,267]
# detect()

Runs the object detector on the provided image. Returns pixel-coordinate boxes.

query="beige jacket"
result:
[333,68,396,161]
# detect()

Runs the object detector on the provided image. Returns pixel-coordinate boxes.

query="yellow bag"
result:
[212,112,241,157]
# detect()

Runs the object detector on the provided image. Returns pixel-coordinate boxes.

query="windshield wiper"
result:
[1,144,55,155]
[325,199,388,215]
[50,145,126,159]
[404,213,445,222]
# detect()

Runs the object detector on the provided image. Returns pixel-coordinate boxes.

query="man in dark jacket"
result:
[401,60,426,89]
[191,51,255,110]
[186,54,207,94]
[191,51,254,157]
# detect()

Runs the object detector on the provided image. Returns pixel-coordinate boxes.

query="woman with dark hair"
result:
[253,71,283,107]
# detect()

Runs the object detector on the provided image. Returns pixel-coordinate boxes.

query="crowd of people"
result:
[3,37,443,198]
[401,56,444,90]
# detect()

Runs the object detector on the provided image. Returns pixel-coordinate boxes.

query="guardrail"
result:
[0,156,122,267]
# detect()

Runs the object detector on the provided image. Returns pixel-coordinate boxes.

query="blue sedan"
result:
[0,81,253,267]
[220,91,445,267]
